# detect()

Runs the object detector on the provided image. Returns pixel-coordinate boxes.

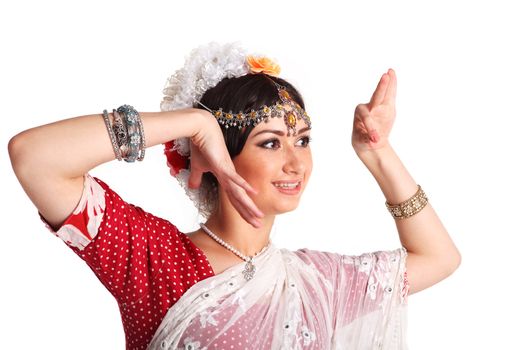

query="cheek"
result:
[302,149,313,169]
[302,154,313,186]
[248,159,277,183]
[233,154,275,185]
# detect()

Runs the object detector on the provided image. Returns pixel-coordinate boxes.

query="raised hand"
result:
[351,68,397,154]
[188,111,264,227]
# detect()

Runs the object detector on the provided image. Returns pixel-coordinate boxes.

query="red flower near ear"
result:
[164,141,189,176]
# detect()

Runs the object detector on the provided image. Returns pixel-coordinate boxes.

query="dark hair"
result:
[194,73,305,217]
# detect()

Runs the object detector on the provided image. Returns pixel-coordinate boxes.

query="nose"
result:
[282,146,305,175]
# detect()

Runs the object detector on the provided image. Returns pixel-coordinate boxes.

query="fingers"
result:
[220,166,264,222]
[228,170,259,196]
[384,68,397,104]
[225,185,263,228]
[188,168,203,189]
[370,69,397,108]
[369,72,390,108]
[188,135,264,225]
[356,104,379,143]
[227,176,264,218]
[362,115,379,143]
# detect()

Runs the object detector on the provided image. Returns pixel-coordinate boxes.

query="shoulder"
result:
[290,246,408,276]
[292,246,408,264]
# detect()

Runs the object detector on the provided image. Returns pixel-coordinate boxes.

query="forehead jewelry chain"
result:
[199,223,271,281]
[194,81,311,137]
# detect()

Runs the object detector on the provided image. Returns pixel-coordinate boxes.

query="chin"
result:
[267,200,301,215]
[276,207,298,215]
[257,186,307,215]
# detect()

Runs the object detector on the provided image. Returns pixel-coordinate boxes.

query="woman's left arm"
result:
[352,69,461,295]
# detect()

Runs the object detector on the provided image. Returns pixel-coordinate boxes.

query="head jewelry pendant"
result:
[194,81,312,137]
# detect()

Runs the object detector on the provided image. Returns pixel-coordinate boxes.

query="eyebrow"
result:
[252,126,311,138]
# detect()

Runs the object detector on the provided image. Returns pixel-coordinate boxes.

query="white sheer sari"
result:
[147,243,409,349]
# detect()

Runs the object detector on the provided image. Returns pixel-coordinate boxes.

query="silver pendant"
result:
[242,259,256,281]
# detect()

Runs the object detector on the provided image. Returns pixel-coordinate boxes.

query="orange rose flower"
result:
[246,55,281,76]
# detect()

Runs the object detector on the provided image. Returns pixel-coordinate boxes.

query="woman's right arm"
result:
[8,108,262,229]
[8,109,261,230]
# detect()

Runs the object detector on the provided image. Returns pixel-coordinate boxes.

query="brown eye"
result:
[297,136,312,147]
[260,138,280,150]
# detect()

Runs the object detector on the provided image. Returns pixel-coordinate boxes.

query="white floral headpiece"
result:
[160,41,282,218]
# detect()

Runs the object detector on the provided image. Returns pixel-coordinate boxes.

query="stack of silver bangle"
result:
[102,105,146,162]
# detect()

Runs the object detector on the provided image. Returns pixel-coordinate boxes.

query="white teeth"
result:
[274,182,299,188]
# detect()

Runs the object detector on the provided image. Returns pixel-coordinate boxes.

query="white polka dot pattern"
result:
[38,174,410,349]
[38,173,106,249]
[295,247,410,348]
[147,245,410,349]
[39,174,215,350]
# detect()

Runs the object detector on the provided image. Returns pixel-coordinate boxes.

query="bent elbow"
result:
[443,250,462,277]
[8,133,28,172]
[452,251,462,272]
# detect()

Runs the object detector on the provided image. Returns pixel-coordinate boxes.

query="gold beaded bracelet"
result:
[385,185,428,219]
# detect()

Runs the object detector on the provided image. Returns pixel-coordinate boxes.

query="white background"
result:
[1,0,524,349]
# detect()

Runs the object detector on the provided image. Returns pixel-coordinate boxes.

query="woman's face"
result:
[231,116,313,216]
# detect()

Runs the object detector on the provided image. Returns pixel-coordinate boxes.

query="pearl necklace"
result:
[199,223,272,281]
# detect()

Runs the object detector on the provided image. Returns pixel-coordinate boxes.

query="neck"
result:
[203,201,275,257]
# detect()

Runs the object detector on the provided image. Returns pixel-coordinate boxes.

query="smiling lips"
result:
[272,180,302,194]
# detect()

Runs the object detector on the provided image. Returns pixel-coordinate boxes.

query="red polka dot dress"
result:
[38,173,215,350]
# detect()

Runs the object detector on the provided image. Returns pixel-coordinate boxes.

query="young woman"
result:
[8,42,461,349]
